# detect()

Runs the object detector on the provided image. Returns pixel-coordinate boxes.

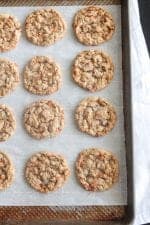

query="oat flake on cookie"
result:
[72,50,114,92]
[25,151,70,193]
[23,56,61,95]
[25,8,66,46]
[73,6,115,46]
[76,148,119,191]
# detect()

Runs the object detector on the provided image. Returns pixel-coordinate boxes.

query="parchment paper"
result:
[0,6,127,205]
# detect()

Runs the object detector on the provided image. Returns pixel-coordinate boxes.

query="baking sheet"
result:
[0,5,127,205]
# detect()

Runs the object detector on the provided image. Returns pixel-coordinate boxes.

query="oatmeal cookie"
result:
[0,104,16,141]
[73,6,115,45]
[25,151,70,193]
[24,100,64,139]
[0,14,21,52]
[0,151,14,190]
[76,148,119,191]
[72,50,114,92]
[75,97,117,136]
[23,56,61,95]
[0,58,19,97]
[25,9,66,46]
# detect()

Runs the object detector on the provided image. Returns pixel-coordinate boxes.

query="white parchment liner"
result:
[0,6,127,205]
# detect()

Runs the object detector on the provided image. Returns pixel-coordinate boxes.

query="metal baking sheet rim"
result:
[0,0,134,224]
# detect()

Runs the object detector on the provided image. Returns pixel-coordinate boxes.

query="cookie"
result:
[75,97,117,136]
[0,151,14,190]
[25,151,70,193]
[0,14,21,52]
[76,148,119,191]
[24,100,64,139]
[25,9,66,46]
[0,104,16,141]
[72,50,114,92]
[73,6,115,45]
[23,56,61,95]
[0,58,19,97]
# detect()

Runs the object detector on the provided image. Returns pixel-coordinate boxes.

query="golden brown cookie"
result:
[0,58,19,97]
[75,97,117,137]
[23,56,61,95]
[25,9,66,46]
[0,104,16,141]
[72,50,114,92]
[24,100,64,139]
[25,151,70,193]
[73,6,115,45]
[76,148,119,191]
[0,151,15,190]
[0,14,21,52]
